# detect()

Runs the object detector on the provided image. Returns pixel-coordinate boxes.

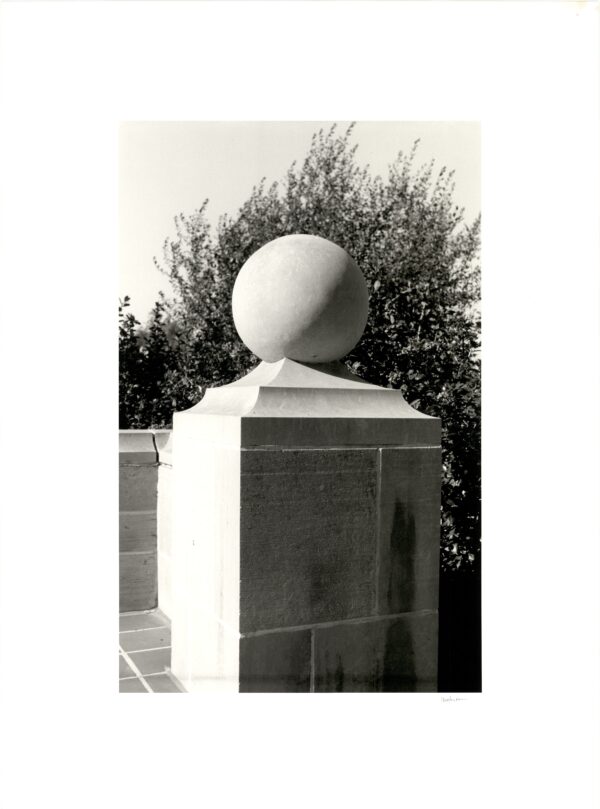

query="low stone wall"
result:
[119,430,171,613]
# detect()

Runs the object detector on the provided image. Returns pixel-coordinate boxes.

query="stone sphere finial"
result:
[232,234,369,363]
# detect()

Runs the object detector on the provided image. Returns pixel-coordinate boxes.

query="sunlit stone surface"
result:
[232,234,368,363]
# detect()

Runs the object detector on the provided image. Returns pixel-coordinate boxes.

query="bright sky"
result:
[120,121,480,322]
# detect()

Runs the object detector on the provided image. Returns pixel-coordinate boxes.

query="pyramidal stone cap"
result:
[174,233,440,448]
[232,234,369,363]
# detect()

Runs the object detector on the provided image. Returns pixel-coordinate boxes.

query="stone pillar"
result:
[170,234,441,692]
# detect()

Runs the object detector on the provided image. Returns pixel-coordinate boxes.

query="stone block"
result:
[119,430,157,465]
[377,447,442,616]
[119,625,170,653]
[119,465,158,512]
[128,646,170,676]
[119,552,157,612]
[239,630,311,692]
[239,448,378,632]
[313,612,438,692]
[119,511,156,553]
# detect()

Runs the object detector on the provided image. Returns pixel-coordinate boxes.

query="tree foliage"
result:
[119,124,480,571]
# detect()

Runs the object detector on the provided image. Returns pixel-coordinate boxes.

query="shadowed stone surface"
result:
[377,447,442,616]
[119,511,156,553]
[240,448,378,633]
[314,612,438,692]
[119,553,157,612]
[239,631,311,692]
[119,465,158,511]
[241,415,439,449]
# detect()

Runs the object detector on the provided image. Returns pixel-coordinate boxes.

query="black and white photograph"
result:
[0,2,598,808]
[118,121,481,693]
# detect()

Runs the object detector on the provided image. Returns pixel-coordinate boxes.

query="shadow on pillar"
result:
[382,620,417,692]
[386,500,417,613]
[384,500,482,692]
[437,569,482,692]
[382,501,417,690]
